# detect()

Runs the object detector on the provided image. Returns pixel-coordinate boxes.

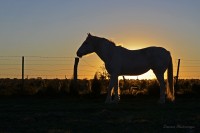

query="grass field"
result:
[0,96,199,133]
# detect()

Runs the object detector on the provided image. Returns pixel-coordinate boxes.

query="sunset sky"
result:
[0,0,200,79]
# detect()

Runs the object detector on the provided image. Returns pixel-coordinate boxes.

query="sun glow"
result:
[120,70,156,80]
[124,41,152,50]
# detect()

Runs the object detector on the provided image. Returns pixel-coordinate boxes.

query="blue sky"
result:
[0,0,200,79]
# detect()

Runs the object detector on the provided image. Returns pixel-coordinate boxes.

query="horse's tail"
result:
[167,54,175,101]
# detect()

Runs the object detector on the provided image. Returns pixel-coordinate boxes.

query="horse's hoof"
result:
[158,99,165,104]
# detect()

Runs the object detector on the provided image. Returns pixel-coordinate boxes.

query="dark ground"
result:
[0,96,199,133]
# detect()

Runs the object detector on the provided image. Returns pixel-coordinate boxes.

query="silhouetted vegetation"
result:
[176,79,200,97]
[0,78,199,97]
[91,72,102,96]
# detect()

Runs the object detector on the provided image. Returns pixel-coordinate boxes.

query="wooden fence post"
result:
[22,56,24,90]
[73,57,79,81]
[70,57,79,95]
[175,59,180,88]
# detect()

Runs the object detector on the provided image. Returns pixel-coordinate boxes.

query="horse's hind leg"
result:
[105,75,118,104]
[155,72,166,104]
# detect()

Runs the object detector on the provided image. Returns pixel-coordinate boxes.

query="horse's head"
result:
[77,33,95,58]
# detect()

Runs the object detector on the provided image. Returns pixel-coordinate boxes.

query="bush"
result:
[59,80,71,94]
[91,72,102,96]
[69,79,80,96]
[192,83,200,96]
[0,79,21,96]
[146,80,160,97]
[0,78,199,97]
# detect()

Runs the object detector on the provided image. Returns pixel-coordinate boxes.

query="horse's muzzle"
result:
[76,51,82,58]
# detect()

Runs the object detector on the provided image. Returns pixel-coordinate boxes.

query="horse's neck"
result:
[94,41,113,63]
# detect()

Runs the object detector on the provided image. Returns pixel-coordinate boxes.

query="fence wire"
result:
[0,56,200,79]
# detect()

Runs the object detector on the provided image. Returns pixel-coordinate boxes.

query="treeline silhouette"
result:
[0,77,199,98]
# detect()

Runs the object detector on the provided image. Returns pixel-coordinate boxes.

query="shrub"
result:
[59,79,71,94]
[146,80,160,97]
[192,83,200,95]
[91,72,102,96]
[69,79,80,96]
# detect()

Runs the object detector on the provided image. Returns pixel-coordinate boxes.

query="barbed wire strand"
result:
[0,56,200,79]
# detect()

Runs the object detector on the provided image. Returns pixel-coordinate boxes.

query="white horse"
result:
[77,33,175,104]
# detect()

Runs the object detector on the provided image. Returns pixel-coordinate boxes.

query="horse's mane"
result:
[99,37,116,47]
[91,35,117,48]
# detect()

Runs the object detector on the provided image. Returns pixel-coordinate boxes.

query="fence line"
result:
[177,59,200,79]
[0,56,200,79]
[0,56,101,79]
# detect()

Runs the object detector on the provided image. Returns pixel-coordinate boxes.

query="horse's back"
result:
[116,46,171,75]
[118,46,170,61]
[139,47,171,72]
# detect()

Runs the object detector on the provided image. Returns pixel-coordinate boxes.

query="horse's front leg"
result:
[105,75,118,104]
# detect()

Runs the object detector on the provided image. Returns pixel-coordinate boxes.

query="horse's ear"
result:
[87,33,92,36]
